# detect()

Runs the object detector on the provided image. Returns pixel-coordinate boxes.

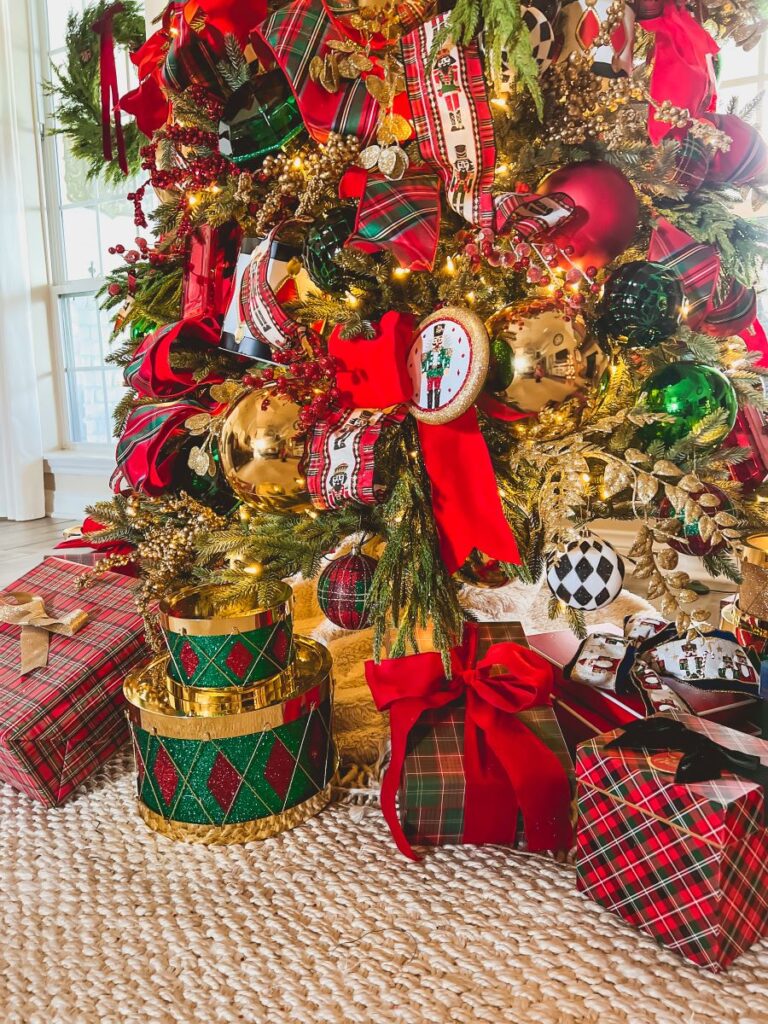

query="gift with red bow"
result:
[365,622,575,860]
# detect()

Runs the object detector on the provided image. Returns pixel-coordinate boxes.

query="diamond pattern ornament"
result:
[164,620,294,689]
[207,751,242,813]
[152,744,180,807]
[547,538,625,611]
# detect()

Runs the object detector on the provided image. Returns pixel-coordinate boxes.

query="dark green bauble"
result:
[177,440,239,514]
[218,71,305,168]
[486,334,515,392]
[636,362,738,452]
[302,206,358,294]
[131,317,156,342]
[595,261,684,347]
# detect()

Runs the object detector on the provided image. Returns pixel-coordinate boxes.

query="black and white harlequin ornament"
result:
[522,3,560,72]
[547,538,625,611]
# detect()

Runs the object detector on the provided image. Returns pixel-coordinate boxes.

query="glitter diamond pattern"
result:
[165,621,294,689]
[153,744,180,806]
[225,641,255,681]
[264,737,296,802]
[207,752,242,813]
[179,641,200,679]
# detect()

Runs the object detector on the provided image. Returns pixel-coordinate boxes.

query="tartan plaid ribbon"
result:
[606,717,766,790]
[649,216,756,336]
[124,316,224,399]
[256,0,380,144]
[241,221,313,352]
[111,397,221,496]
[159,7,228,95]
[365,622,574,860]
[306,406,406,509]
[400,14,575,237]
[0,593,88,676]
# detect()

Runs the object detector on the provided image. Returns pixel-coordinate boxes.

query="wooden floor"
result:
[0,518,77,588]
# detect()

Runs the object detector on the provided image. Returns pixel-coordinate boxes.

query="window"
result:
[38,0,145,446]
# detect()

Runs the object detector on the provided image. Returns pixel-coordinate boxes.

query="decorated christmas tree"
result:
[58,0,768,659]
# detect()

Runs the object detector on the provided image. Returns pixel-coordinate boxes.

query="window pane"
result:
[46,1,83,52]
[60,292,104,367]
[61,206,101,279]
[56,134,99,206]
[718,40,762,83]
[100,205,140,272]
[65,369,110,444]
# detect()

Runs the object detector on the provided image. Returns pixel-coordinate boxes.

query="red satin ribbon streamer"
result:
[365,623,574,860]
[91,2,128,174]
[641,3,718,145]
[328,312,520,572]
[740,319,768,368]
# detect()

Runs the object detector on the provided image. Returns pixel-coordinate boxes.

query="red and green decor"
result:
[575,715,768,972]
[366,621,574,860]
[317,551,377,630]
[158,582,294,689]
[125,636,336,844]
[0,557,148,807]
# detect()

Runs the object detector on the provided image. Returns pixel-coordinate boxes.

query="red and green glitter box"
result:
[575,715,768,971]
[0,557,148,806]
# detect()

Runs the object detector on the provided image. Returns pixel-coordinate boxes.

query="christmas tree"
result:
[61,0,768,658]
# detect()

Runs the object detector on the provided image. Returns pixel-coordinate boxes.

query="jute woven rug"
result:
[2,577,766,1023]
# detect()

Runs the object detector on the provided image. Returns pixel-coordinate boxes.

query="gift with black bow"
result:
[575,714,768,972]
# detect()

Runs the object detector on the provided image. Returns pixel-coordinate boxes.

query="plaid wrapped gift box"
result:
[575,717,768,971]
[0,557,148,806]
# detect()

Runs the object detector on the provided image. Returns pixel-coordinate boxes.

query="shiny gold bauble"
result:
[218,386,311,514]
[485,300,608,415]
[455,550,510,589]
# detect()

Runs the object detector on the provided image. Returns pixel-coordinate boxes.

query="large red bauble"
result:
[537,160,640,270]
[703,113,768,187]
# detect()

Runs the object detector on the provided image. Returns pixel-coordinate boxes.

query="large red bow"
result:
[329,311,521,572]
[365,623,574,860]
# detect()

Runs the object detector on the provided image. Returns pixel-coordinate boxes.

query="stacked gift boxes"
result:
[125,581,336,844]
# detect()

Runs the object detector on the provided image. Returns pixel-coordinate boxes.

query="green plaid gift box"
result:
[400,621,575,848]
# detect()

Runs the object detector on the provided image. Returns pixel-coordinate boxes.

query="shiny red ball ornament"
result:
[658,486,729,557]
[316,552,377,630]
[537,160,640,270]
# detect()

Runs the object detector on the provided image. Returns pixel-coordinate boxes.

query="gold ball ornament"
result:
[485,300,609,415]
[218,386,312,514]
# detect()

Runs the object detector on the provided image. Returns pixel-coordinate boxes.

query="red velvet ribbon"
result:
[365,623,574,860]
[328,312,520,572]
[91,2,128,174]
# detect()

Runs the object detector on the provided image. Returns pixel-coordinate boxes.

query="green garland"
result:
[45,0,146,184]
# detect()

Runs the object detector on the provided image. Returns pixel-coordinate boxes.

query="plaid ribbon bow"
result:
[606,717,767,790]
[366,623,574,860]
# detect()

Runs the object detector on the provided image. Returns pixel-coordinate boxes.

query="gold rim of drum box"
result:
[124,635,336,845]
[157,580,293,636]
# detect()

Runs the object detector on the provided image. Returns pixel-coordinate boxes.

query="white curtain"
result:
[0,0,45,520]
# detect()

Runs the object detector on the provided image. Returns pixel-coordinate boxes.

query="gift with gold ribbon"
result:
[366,622,574,860]
[0,592,88,676]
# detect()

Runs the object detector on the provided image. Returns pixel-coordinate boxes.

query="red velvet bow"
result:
[328,311,521,572]
[91,2,129,174]
[365,623,574,860]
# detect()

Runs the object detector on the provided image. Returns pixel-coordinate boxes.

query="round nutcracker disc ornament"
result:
[547,538,625,611]
[406,307,489,424]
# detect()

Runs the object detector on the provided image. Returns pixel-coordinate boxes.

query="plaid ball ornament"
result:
[317,552,377,630]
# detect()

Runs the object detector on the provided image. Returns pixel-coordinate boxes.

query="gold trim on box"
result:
[165,662,299,716]
[124,637,332,738]
[158,581,293,636]
[742,535,768,568]
[136,781,334,845]
[732,602,768,640]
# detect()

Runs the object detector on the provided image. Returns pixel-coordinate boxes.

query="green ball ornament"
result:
[177,440,238,514]
[595,261,684,347]
[636,362,738,452]
[218,71,305,169]
[302,206,358,294]
[131,317,156,342]
[486,334,515,392]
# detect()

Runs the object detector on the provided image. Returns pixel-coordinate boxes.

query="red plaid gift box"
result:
[575,715,768,971]
[528,629,759,754]
[0,558,148,806]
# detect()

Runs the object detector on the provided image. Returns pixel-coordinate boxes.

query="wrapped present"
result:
[125,636,336,844]
[529,624,761,754]
[366,622,574,860]
[575,715,768,971]
[0,557,148,806]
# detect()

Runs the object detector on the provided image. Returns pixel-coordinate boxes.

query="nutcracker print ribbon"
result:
[241,222,314,353]
[400,13,575,237]
[328,311,520,572]
[0,593,88,675]
[649,217,757,337]
[256,0,380,144]
[365,622,574,860]
[306,406,407,509]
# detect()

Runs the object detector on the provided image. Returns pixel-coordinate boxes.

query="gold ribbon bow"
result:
[0,591,89,675]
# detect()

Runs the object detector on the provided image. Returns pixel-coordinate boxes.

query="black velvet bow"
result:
[605,717,767,790]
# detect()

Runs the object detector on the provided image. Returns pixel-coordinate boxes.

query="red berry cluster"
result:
[126,182,148,228]
[242,335,341,430]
